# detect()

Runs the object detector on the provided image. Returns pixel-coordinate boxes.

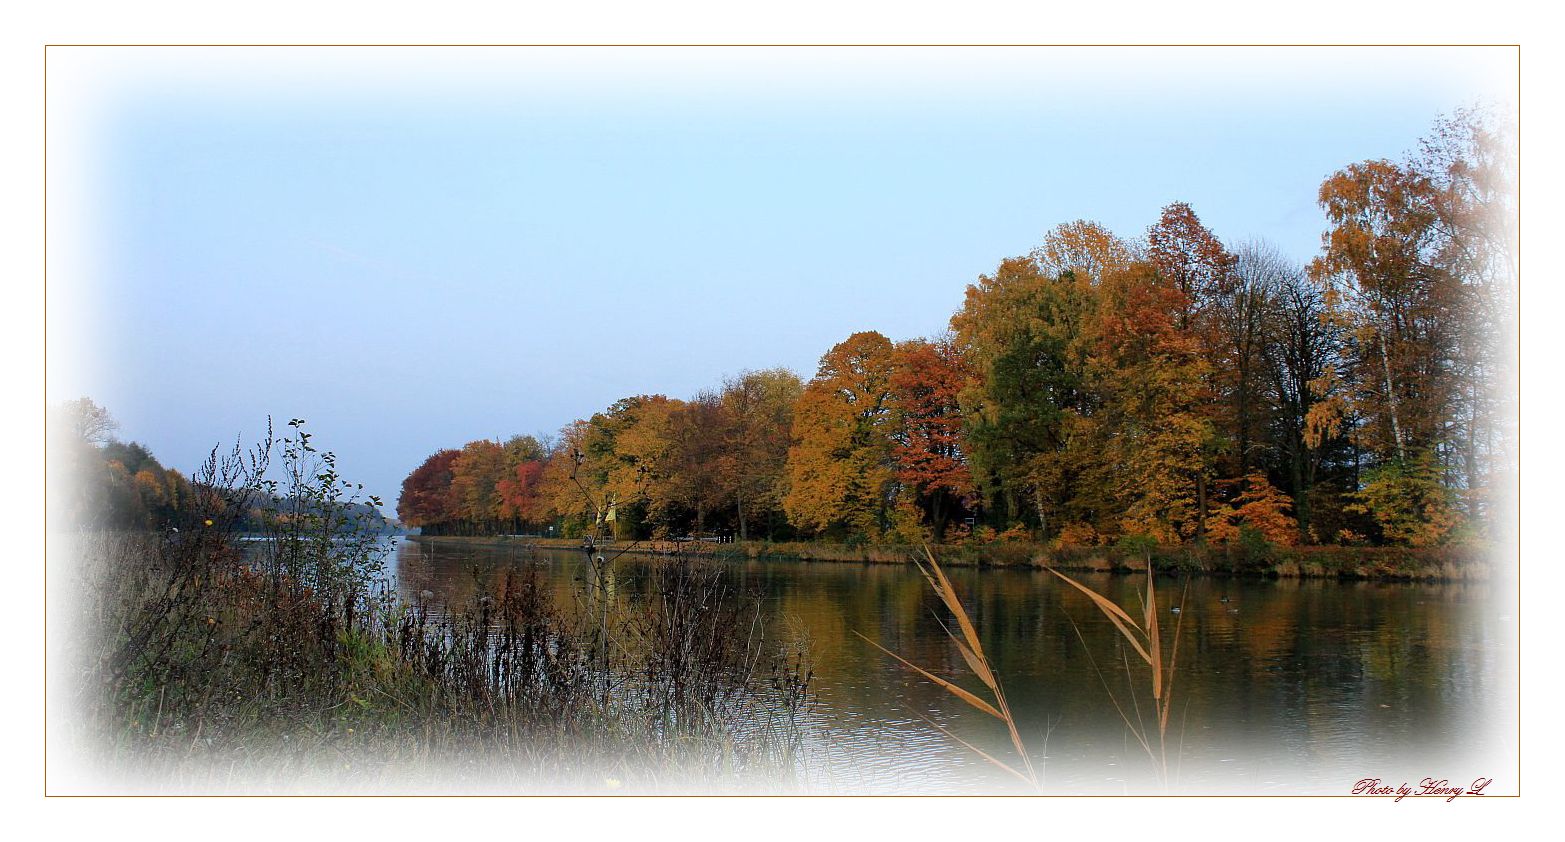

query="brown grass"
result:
[1048,552,1187,786]
[855,545,1038,788]
[857,542,1192,790]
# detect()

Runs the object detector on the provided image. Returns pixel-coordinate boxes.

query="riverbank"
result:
[409,534,1502,582]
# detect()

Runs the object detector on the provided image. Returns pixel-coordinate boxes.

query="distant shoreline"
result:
[407,534,1500,583]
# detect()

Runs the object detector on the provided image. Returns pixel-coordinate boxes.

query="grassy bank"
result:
[414,534,1501,581]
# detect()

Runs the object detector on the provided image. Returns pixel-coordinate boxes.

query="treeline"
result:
[398,368,804,540]
[50,399,397,535]
[398,108,1514,550]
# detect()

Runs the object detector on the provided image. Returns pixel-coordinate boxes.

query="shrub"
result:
[1053,521,1100,548]
[1236,525,1275,568]
[1348,453,1462,546]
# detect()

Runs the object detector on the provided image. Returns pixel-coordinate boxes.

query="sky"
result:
[44,47,1518,513]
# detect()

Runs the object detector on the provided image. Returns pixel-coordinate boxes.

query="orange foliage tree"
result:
[1094,261,1214,544]
[783,331,897,538]
[448,440,508,529]
[716,369,803,540]
[1205,472,1300,546]
[888,337,974,540]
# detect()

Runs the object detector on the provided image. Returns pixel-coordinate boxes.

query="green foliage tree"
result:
[950,254,1099,536]
[1347,452,1462,547]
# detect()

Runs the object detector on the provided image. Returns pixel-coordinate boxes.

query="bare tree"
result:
[53,396,120,446]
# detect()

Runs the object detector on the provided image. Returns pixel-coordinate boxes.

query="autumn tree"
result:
[662,390,735,537]
[1146,202,1246,538]
[1093,260,1215,543]
[887,337,974,540]
[950,253,1101,537]
[1204,472,1300,546]
[496,434,548,529]
[1306,108,1513,542]
[396,449,461,532]
[97,443,185,530]
[446,439,509,532]
[783,331,898,539]
[1310,158,1458,466]
[528,397,684,540]
[717,368,803,540]
[534,420,606,537]
[1031,219,1137,283]
[1415,106,1517,526]
[53,396,120,446]
[595,395,684,537]
[496,459,547,526]
[1347,453,1461,547]
[1147,202,1236,333]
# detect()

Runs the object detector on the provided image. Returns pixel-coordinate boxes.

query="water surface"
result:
[390,538,1515,794]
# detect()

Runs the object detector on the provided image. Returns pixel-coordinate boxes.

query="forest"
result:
[398,108,1514,553]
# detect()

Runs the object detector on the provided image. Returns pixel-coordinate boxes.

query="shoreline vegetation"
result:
[55,421,813,794]
[411,534,1498,582]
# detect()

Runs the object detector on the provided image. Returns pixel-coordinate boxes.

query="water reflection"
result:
[389,538,1513,794]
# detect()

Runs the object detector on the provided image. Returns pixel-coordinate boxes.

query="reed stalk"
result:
[1047,550,1187,787]
[863,544,1188,791]
[856,545,1038,788]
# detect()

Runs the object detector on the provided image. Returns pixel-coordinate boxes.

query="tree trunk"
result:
[1465,374,1479,507]
[1290,433,1309,540]
[1196,472,1208,543]
[1033,490,1049,542]
[736,493,747,541]
[1378,327,1406,461]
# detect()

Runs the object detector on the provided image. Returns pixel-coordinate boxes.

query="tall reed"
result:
[1047,547,1187,787]
[863,544,1187,791]
[856,545,1038,788]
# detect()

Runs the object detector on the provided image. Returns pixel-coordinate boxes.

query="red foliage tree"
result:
[396,449,460,530]
[889,337,974,539]
[497,459,546,525]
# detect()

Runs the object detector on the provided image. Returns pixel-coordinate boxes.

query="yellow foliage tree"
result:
[783,331,897,539]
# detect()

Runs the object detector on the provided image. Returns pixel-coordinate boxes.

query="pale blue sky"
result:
[48,47,1516,511]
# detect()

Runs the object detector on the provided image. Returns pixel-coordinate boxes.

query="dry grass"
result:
[859,543,1191,790]
[855,545,1038,788]
[1047,553,1187,786]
